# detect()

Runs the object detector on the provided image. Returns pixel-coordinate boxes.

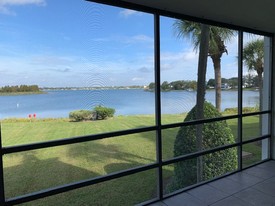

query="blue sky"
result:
[0,0,248,87]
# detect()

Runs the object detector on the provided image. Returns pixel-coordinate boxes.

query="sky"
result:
[0,0,263,87]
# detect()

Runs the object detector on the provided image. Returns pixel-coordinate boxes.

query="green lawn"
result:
[1,114,262,205]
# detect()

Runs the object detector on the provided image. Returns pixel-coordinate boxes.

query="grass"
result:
[1,114,262,205]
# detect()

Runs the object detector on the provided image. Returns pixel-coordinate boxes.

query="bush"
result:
[93,105,115,120]
[171,102,237,190]
[223,106,259,114]
[69,110,93,122]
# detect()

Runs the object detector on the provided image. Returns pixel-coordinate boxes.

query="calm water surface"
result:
[0,89,259,119]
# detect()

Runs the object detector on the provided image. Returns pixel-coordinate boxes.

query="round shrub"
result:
[69,110,93,122]
[93,105,115,120]
[172,102,237,190]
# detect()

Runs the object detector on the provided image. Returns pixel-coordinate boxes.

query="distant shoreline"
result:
[41,86,145,91]
[0,91,46,96]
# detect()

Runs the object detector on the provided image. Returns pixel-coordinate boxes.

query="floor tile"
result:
[252,181,275,197]
[234,187,275,206]
[148,202,167,206]
[227,171,264,187]
[163,192,206,206]
[265,176,275,183]
[210,196,252,206]
[256,161,275,170]
[187,184,228,205]
[208,178,247,195]
[243,166,275,179]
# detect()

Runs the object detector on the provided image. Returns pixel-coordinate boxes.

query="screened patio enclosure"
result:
[0,0,275,205]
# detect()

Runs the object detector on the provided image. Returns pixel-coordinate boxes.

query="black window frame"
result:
[0,0,273,205]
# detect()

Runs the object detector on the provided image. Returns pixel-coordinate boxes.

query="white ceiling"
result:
[122,0,275,34]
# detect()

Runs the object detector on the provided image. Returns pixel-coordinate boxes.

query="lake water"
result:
[0,89,259,119]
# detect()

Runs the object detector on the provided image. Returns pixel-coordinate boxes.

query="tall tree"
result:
[243,39,264,110]
[174,21,235,112]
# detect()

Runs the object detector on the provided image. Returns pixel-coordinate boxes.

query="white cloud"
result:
[0,4,14,15]
[0,0,46,15]
[132,77,144,81]
[138,66,151,73]
[119,9,141,18]
[161,50,197,62]
[91,34,153,45]
[159,50,199,81]
[0,0,45,6]
[161,63,173,71]
[31,55,74,66]
[91,37,110,42]
[132,35,153,43]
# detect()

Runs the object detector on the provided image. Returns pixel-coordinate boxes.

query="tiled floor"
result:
[150,160,275,206]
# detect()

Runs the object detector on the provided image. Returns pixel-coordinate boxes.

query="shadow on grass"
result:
[4,150,164,205]
[4,151,98,199]
[67,139,155,174]
[66,134,172,201]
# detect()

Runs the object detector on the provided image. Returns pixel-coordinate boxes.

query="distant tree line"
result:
[147,75,259,92]
[207,74,260,89]
[0,85,40,93]
[207,77,238,88]
[148,80,197,91]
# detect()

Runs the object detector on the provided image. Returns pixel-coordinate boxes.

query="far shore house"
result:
[221,83,231,90]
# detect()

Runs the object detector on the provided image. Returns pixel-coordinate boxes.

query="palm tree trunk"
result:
[196,24,209,182]
[213,58,222,112]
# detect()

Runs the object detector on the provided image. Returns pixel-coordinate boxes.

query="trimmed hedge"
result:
[69,106,115,122]
[94,105,115,120]
[171,102,237,190]
[69,110,93,122]
[223,106,259,114]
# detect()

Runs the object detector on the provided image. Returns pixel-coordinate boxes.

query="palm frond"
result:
[243,39,264,72]
[173,20,201,51]
[173,20,235,56]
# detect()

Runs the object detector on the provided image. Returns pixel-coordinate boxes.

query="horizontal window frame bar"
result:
[163,142,239,166]
[241,110,271,117]
[242,158,271,170]
[86,0,273,37]
[5,163,158,205]
[161,114,240,129]
[242,135,271,145]
[161,110,270,129]
[163,135,270,166]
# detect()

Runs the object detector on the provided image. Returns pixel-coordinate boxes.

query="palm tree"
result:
[174,21,235,112]
[243,39,264,110]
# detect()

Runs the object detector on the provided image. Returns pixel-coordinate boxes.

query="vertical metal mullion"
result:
[238,31,243,170]
[270,35,275,159]
[154,13,163,200]
[0,125,5,205]
[263,36,273,160]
